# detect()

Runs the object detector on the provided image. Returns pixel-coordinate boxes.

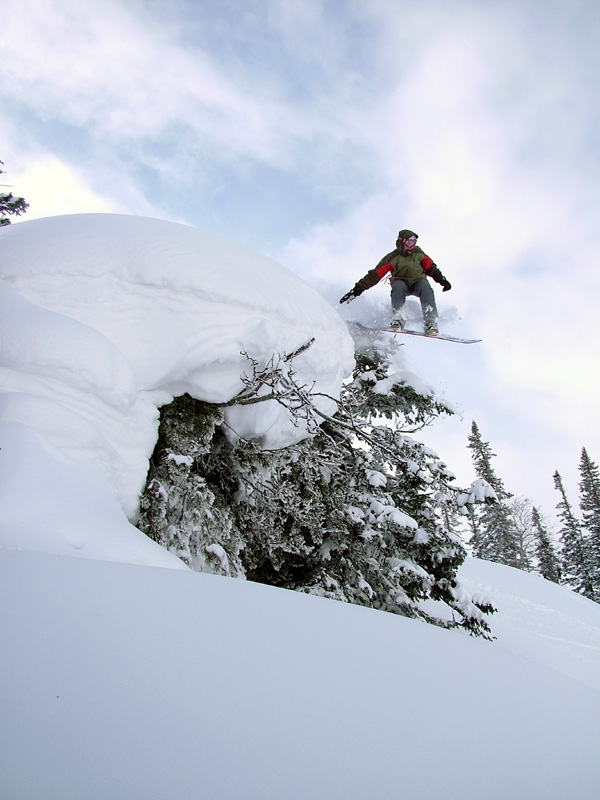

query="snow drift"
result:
[0,214,354,565]
[2,548,599,800]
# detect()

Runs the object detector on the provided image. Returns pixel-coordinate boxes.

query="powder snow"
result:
[0,214,354,565]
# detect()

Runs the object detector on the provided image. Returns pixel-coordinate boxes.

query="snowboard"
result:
[355,321,481,344]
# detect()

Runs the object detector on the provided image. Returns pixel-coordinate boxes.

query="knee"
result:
[391,280,408,297]
[418,279,434,298]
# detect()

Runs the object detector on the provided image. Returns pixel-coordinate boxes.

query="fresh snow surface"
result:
[1,548,599,800]
[459,557,600,692]
[0,214,353,565]
[2,213,599,798]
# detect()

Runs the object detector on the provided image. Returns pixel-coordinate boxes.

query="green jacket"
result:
[354,246,449,293]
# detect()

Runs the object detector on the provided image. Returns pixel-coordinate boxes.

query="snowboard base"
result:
[355,321,481,344]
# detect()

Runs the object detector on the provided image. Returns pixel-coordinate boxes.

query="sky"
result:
[3,0,600,522]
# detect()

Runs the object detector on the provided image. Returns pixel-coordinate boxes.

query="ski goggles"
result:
[402,236,418,248]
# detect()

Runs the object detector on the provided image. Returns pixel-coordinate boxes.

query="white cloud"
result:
[3,1,289,170]
[0,115,169,222]
[273,1,600,519]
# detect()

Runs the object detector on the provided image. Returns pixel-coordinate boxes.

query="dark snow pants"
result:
[391,278,437,321]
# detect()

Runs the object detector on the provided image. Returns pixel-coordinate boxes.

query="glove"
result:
[339,287,362,304]
[441,279,452,292]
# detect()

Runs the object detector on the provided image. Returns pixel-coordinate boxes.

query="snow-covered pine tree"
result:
[553,470,595,600]
[139,337,495,637]
[466,422,522,568]
[578,448,600,600]
[139,396,245,576]
[0,161,29,226]
[531,506,560,583]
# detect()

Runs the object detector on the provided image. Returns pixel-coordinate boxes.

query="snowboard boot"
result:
[389,313,405,330]
[424,320,439,337]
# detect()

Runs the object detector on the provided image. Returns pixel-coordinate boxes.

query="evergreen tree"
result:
[139,338,495,637]
[553,470,594,599]
[139,397,245,575]
[466,422,522,568]
[531,506,560,583]
[578,448,600,599]
[467,422,507,495]
[0,161,29,226]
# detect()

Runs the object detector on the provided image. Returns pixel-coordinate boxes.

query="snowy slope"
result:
[459,556,600,691]
[1,214,599,799]
[1,548,599,800]
[0,214,353,565]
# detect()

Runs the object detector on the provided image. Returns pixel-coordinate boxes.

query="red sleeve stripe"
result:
[420,256,433,270]
[375,262,394,280]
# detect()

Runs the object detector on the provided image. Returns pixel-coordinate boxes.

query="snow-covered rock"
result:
[0,214,354,565]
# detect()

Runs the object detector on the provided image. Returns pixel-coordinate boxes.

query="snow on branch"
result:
[216,338,323,430]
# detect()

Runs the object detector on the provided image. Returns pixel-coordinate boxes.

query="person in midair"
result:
[339,229,451,336]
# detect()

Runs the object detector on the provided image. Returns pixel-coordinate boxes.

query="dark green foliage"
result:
[467,422,523,569]
[553,468,596,600]
[139,341,495,638]
[467,422,509,498]
[531,507,560,584]
[351,348,451,429]
[0,161,29,226]
[139,396,245,574]
[578,448,600,596]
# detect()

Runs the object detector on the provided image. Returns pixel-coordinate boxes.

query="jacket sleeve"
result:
[353,261,394,294]
[420,254,450,287]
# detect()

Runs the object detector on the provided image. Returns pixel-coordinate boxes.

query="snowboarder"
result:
[339,229,452,336]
